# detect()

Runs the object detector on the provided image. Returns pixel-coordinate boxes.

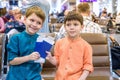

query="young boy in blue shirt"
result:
[6,6,45,80]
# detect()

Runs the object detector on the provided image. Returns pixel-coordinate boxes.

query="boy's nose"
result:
[70,25,74,29]
[32,22,37,26]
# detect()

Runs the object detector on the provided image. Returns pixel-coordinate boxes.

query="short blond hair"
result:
[77,2,90,13]
[25,6,45,22]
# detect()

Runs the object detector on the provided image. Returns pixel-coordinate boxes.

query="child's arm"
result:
[78,70,89,80]
[9,52,40,65]
[46,51,57,66]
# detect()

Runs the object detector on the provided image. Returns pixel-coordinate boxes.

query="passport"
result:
[34,36,54,63]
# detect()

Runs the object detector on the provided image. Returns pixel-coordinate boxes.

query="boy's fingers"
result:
[46,51,50,55]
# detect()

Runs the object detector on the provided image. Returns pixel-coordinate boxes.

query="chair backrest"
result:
[80,33,110,67]
[49,23,63,32]
[50,18,57,24]
[98,19,109,26]
[0,33,6,76]
[43,33,110,68]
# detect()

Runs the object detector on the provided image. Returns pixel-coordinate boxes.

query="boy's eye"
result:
[66,23,70,26]
[37,22,41,25]
[74,23,78,26]
[30,19,34,22]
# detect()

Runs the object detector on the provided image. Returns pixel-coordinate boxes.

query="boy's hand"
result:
[28,52,40,60]
[46,51,57,66]
[78,77,86,80]
[78,70,89,80]
[46,51,52,60]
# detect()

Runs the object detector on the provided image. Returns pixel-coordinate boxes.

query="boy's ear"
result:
[88,11,91,16]
[22,16,26,23]
[81,25,84,29]
[23,16,26,21]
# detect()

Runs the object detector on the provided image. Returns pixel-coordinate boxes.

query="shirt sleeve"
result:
[83,44,94,73]
[7,35,19,61]
[0,18,5,33]
[54,40,62,66]
[95,23,102,33]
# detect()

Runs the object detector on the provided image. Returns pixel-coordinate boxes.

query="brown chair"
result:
[80,33,117,80]
[41,33,118,80]
[50,18,57,24]
[49,23,63,32]
[97,19,109,32]
[97,18,109,28]
[0,33,6,77]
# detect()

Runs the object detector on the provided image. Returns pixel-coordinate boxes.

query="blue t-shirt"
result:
[6,31,42,80]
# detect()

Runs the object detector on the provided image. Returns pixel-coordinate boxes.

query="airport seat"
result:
[41,33,118,80]
[50,18,57,24]
[80,33,115,80]
[0,33,6,77]
[97,19,109,33]
[49,23,63,32]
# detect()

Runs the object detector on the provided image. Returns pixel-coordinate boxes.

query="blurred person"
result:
[0,17,5,33]
[6,6,45,80]
[91,14,98,23]
[5,8,25,38]
[115,13,120,26]
[106,13,116,32]
[54,2,102,41]
[115,13,120,32]
[100,11,107,19]
[107,13,112,19]
[1,9,14,24]
[99,7,107,18]
[77,2,102,33]
[57,9,70,23]
[46,11,93,80]
[0,7,13,23]
[21,0,50,33]
[54,9,70,40]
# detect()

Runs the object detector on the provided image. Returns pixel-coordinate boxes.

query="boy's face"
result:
[65,20,83,39]
[24,13,43,35]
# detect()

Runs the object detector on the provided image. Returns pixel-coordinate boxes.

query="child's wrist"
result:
[26,55,31,61]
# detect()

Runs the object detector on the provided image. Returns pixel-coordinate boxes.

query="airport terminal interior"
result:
[1,0,120,80]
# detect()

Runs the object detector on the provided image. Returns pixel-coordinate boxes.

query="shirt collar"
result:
[66,35,82,42]
[83,16,92,21]
[23,31,38,38]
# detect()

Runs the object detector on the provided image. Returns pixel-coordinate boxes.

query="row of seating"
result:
[0,33,119,80]
[49,17,120,34]
[41,33,119,80]
[49,23,63,32]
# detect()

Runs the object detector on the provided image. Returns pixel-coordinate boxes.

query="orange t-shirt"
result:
[54,36,93,80]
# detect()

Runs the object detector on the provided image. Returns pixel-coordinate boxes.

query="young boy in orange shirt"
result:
[46,11,94,80]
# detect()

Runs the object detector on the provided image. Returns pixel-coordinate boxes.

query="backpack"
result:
[111,46,120,70]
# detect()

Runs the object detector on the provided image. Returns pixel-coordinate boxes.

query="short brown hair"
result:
[64,11,83,25]
[25,6,45,22]
[77,2,90,13]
